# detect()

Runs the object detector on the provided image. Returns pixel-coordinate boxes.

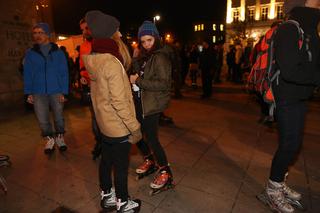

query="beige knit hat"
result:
[283,0,306,14]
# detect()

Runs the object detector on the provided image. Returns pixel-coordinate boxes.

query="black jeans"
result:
[99,135,131,201]
[133,93,169,167]
[269,100,307,182]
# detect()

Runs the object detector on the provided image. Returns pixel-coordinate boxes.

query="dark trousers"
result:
[99,138,131,201]
[233,64,242,82]
[190,69,198,86]
[201,70,213,97]
[269,101,307,182]
[133,93,169,167]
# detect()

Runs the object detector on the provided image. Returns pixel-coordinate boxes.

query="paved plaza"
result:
[1,82,320,213]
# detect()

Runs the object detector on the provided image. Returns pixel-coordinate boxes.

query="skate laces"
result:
[267,185,293,210]
[153,170,170,186]
[282,183,301,200]
[138,159,154,171]
[101,188,116,200]
[55,134,66,146]
[45,137,55,148]
[117,198,139,211]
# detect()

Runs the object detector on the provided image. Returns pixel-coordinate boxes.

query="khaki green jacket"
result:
[135,48,172,117]
[83,53,140,138]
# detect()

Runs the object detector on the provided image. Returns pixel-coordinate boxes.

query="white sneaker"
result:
[44,136,55,154]
[100,188,116,210]
[55,134,67,151]
[117,198,141,213]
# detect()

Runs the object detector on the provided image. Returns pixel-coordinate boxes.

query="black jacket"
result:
[273,7,320,103]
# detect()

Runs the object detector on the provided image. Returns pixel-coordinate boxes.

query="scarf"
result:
[92,38,123,64]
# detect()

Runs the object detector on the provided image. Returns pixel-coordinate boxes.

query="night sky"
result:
[52,0,226,42]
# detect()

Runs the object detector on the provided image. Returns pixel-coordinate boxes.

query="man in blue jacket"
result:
[24,23,69,154]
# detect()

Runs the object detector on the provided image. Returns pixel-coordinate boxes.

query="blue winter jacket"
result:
[24,43,69,95]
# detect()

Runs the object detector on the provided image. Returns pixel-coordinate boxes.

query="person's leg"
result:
[49,94,65,135]
[143,113,169,169]
[34,95,56,153]
[201,71,211,97]
[33,95,53,137]
[134,94,152,157]
[269,101,306,182]
[264,101,306,213]
[99,141,113,192]
[50,94,67,151]
[191,69,197,87]
[112,141,131,201]
[99,139,116,210]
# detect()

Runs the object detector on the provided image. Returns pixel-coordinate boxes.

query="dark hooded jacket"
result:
[134,47,172,116]
[273,6,320,103]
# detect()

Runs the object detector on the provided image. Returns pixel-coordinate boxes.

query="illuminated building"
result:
[193,21,226,44]
[226,0,284,44]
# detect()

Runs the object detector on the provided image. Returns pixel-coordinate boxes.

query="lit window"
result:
[276,5,284,20]
[201,24,204,31]
[220,24,224,31]
[213,24,216,31]
[261,7,269,21]
[212,36,216,43]
[194,25,198,31]
[233,9,240,22]
[248,8,255,22]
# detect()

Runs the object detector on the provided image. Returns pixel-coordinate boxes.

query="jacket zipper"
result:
[44,58,47,93]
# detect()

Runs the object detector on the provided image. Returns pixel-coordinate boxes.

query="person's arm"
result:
[58,50,69,95]
[135,53,172,91]
[106,59,140,133]
[275,24,317,85]
[23,51,33,95]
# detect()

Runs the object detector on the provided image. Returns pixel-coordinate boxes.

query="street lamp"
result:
[153,15,160,24]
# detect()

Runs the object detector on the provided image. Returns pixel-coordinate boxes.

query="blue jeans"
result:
[33,94,65,137]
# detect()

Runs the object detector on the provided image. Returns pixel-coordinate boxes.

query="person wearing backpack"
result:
[260,1,320,212]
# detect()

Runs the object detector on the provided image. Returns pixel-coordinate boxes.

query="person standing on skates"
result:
[260,0,320,212]
[83,10,142,212]
[130,21,174,194]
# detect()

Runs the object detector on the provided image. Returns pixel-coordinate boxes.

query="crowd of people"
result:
[20,0,319,212]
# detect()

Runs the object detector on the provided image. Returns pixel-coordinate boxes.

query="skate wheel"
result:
[256,193,270,206]
[288,199,307,211]
[149,189,160,196]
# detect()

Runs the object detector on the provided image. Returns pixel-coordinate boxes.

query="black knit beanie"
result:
[85,10,120,39]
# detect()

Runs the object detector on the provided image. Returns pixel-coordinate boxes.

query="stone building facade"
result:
[0,0,53,109]
[226,0,285,45]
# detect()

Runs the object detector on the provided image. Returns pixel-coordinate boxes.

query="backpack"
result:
[247,20,308,116]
